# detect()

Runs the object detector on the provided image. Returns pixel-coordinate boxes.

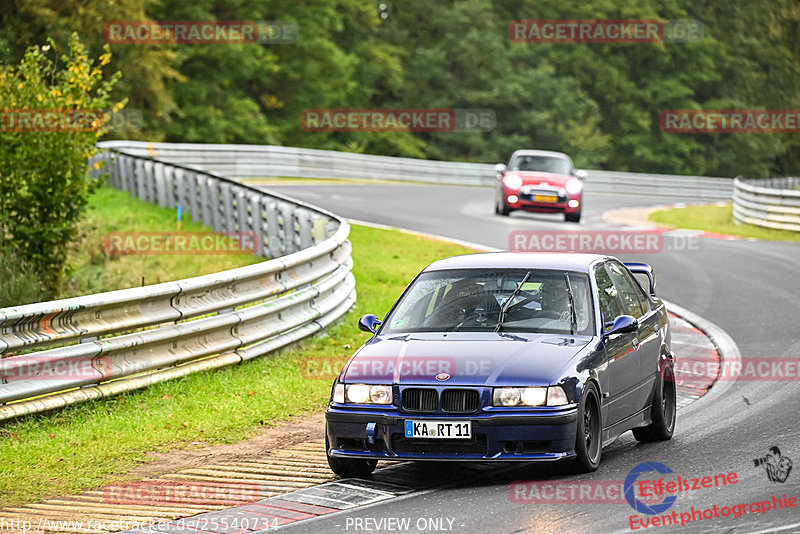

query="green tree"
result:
[0,34,124,294]
[0,0,179,141]
[2,0,798,177]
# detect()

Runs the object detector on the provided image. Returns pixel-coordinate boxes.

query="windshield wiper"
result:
[564,273,577,335]
[494,271,532,332]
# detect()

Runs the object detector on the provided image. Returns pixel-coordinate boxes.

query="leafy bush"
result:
[0,33,124,297]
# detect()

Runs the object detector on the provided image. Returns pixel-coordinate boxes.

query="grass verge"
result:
[648,203,800,242]
[0,224,477,507]
[62,186,261,298]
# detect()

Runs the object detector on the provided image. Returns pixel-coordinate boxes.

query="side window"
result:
[398,282,447,325]
[630,275,652,315]
[608,262,644,318]
[594,265,624,330]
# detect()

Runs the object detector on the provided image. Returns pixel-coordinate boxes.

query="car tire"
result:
[497,199,511,216]
[564,209,581,223]
[568,383,602,473]
[633,364,676,442]
[326,436,378,477]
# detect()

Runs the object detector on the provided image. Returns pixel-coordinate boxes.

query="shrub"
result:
[0,33,124,297]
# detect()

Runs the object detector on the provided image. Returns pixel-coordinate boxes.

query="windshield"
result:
[510,155,572,175]
[383,268,594,335]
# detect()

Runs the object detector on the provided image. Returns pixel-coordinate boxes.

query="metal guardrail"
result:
[98,141,735,200]
[0,149,356,421]
[733,177,800,232]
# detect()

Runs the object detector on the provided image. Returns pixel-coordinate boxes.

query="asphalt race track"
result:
[259,183,800,533]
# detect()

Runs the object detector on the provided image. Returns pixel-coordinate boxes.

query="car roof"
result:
[423,252,610,274]
[509,149,571,160]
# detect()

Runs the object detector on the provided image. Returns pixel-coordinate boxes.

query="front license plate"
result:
[404,420,472,439]
[533,194,559,203]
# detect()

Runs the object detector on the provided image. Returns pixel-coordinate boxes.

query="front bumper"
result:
[504,185,581,214]
[326,407,578,461]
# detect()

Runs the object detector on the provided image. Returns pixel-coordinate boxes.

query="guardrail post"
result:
[133,158,144,200]
[220,182,235,233]
[201,176,215,228]
[247,192,264,256]
[164,167,177,209]
[144,160,156,204]
[154,162,168,208]
[281,203,298,255]
[312,216,327,244]
[186,171,201,223]
[173,168,185,212]
[298,209,313,249]
[265,198,281,258]
[234,188,247,234]
[121,155,133,194]
[109,153,121,188]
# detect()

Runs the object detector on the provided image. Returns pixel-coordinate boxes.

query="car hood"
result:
[342,332,592,386]
[511,171,573,187]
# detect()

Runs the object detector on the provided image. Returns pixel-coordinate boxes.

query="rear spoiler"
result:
[624,262,656,296]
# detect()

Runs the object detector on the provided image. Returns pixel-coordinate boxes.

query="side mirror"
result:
[575,169,588,181]
[604,315,638,337]
[358,314,382,334]
[495,163,507,178]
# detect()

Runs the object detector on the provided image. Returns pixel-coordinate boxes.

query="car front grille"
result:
[441,389,480,413]
[401,388,481,412]
[401,388,438,412]
[391,434,488,455]
[521,189,566,202]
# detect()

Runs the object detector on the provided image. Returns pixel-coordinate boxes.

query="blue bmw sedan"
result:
[325,253,676,476]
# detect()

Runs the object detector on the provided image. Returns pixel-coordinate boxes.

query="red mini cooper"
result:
[495,150,586,222]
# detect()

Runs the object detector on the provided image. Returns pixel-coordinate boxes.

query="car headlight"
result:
[342,383,393,404]
[369,384,392,404]
[565,178,583,195]
[333,382,345,403]
[493,386,569,407]
[522,387,547,406]
[546,385,569,406]
[496,387,521,406]
[504,174,523,190]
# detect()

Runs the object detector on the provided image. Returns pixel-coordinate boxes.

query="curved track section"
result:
[262,183,800,533]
